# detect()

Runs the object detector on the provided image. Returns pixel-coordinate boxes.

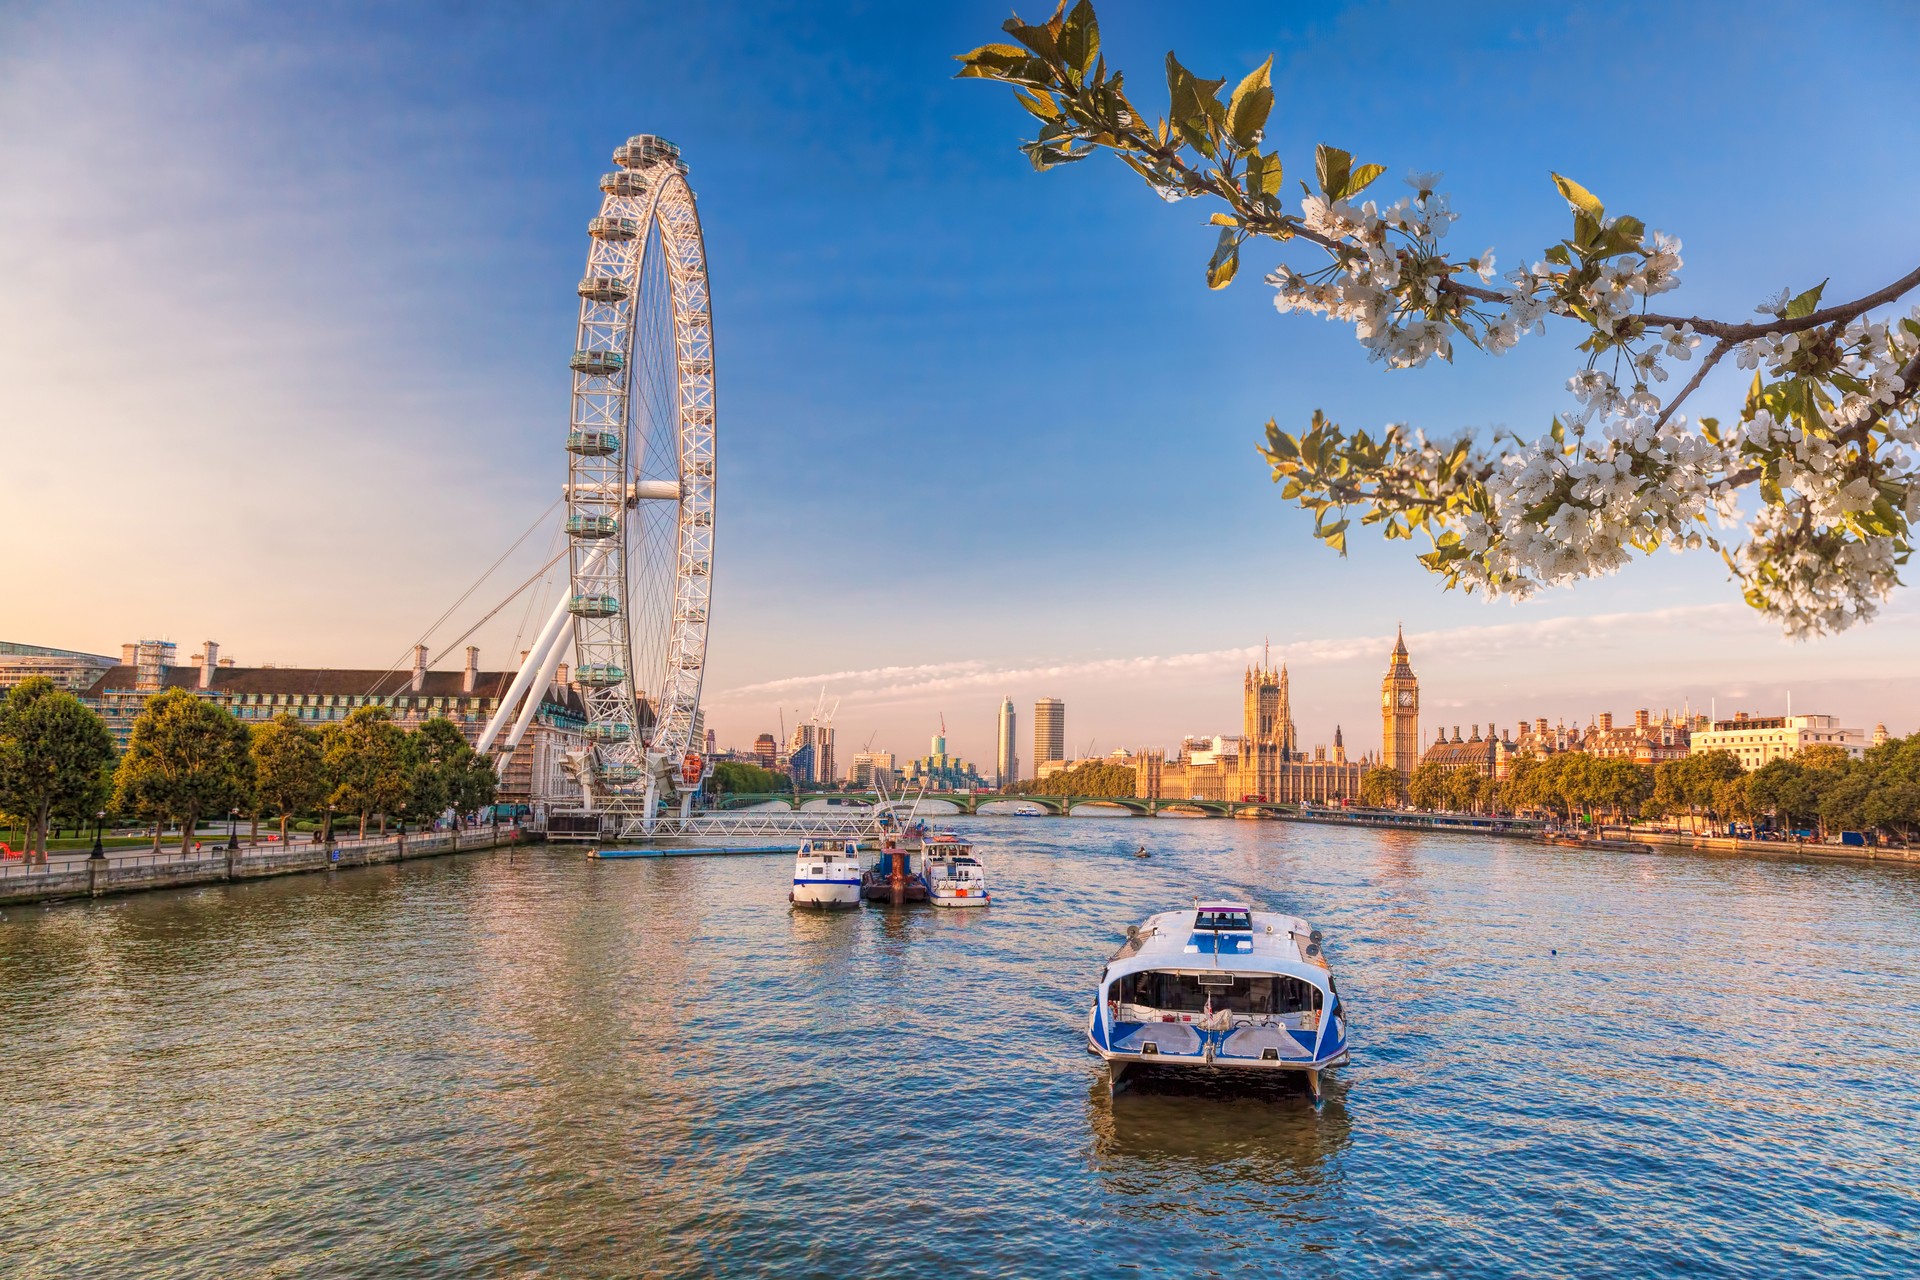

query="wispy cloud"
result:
[713,603,1748,705]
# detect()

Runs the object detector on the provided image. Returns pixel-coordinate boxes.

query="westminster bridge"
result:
[711,792,1547,835]
[713,792,1295,819]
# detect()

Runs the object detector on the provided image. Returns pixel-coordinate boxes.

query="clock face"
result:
[1398,690,1415,707]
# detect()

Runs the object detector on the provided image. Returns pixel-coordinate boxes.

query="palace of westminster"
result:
[1130,628,1766,804]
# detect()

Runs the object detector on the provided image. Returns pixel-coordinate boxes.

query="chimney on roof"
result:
[200,641,218,690]
[556,662,569,690]
[1470,724,1481,742]
[411,644,428,693]
[1452,725,1462,743]
[218,658,234,668]
[463,646,479,694]
[121,643,137,665]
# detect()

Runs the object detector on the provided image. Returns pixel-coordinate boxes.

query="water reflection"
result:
[3,824,1918,1278]
[1086,1070,1352,1176]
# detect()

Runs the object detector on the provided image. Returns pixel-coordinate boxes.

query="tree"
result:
[1748,758,1816,833]
[1359,766,1401,808]
[399,718,499,829]
[251,714,325,845]
[404,718,467,825]
[1021,760,1137,797]
[323,706,409,839]
[959,4,1920,637]
[1593,759,1652,825]
[1403,760,1444,810]
[1686,751,1744,834]
[1857,735,1920,841]
[1502,756,1546,816]
[113,689,252,854]
[447,753,499,825]
[0,678,116,862]
[710,760,790,795]
[1473,774,1501,816]
[1714,775,1754,830]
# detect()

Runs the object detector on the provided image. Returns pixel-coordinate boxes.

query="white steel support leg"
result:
[477,547,604,753]
[502,617,573,753]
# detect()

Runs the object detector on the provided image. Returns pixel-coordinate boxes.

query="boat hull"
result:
[859,875,929,903]
[930,889,990,908]
[791,881,862,909]
[1086,1006,1347,1076]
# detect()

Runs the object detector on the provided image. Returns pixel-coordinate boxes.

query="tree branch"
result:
[1650,339,1730,432]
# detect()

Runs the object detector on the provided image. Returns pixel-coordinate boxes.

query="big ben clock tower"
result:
[1381,625,1419,774]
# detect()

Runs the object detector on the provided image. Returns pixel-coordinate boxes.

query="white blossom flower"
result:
[1660,322,1700,360]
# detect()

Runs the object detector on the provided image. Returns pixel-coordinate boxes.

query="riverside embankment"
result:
[0,826,533,907]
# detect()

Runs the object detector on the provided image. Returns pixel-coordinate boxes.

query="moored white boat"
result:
[790,839,862,909]
[1086,900,1348,1099]
[923,832,990,908]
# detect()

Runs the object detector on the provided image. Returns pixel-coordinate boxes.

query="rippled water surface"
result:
[4,821,1919,1278]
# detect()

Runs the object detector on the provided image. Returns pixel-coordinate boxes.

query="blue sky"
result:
[4,1,1918,765]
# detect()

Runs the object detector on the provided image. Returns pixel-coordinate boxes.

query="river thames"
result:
[3,819,1916,1278]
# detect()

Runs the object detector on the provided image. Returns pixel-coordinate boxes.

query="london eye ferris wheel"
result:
[480,133,716,827]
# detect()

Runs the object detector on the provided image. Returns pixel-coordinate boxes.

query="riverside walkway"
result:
[0,826,532,908]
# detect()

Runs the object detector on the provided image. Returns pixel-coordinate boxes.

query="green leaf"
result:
[1001,15,1060,62]
[1164,52,1224,155]
[1059,0,1100,80]
[1013,88,1059,119]
[1225,55,1273,149]
[1550,172,1605,221]
[1784,279,1828,320]
[1346,162,1387,197]
[954,43,1035,79]
[1206,228,1240,289]
[1245,150,1283,198]
[1315,144,1352,200]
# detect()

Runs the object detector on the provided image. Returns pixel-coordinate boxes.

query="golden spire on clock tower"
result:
[1381,624,1419,775]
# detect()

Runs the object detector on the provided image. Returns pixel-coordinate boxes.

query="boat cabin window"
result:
[1125,971,1319,1016]
[1194,908,1252,932]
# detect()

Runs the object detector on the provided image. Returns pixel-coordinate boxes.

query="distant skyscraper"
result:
[1034,697,1065,771]
[996,696,1018,787]
[789,719,836,786]
[752,733,778,769]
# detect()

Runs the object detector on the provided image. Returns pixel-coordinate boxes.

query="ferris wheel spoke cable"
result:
[362,498,562,697]
[421,546,571,673]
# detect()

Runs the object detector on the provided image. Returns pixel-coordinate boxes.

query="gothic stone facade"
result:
[1136,658,1368,804]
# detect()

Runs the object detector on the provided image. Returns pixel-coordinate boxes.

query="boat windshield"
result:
[1120,970,1319,1016]
[1194,908,1252,931]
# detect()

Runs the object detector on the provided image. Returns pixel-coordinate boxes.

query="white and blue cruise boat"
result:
[790,839,863,909]
[1086,900,1349,1099]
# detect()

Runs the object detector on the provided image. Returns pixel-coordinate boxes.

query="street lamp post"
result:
[323,804,334,846]
[90,810,106,860]
[227,807,239,852]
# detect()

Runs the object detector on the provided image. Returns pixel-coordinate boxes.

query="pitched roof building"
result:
[80,641,591,810]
